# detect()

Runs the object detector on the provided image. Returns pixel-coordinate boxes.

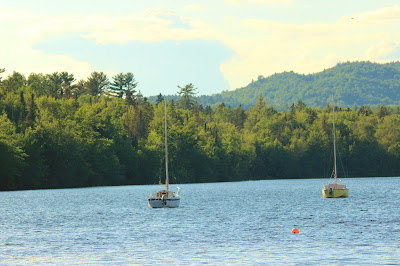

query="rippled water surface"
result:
[1,177,400,265]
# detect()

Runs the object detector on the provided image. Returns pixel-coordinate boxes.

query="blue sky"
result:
[1,0,400,96]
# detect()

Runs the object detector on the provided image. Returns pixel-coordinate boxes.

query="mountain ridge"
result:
[150,61,400,110]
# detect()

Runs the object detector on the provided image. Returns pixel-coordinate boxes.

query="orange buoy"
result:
[291,228,299,234]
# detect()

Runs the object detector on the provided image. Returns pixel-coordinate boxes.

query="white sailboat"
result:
[148,100,181,208]
[322,100,349,198]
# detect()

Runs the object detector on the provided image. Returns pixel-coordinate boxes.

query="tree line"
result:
[1,68,400,191]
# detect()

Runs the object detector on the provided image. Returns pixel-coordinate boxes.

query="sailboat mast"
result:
[333,102,337,183]
[164,100,169,191]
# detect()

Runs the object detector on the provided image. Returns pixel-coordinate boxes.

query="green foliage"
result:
[1,65,400,191]
[0,72,27,94]
[0,114,26,190]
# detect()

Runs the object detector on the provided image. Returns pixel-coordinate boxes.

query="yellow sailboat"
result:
[322,102,349,198]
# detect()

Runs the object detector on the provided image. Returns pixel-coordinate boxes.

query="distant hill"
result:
[150,61,400,110]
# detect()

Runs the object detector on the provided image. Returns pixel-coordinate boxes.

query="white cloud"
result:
[0,7,220,81]
[184,4,205,11]
[225,0,293,5]
[218,5,400,89]
[0,8,34,22]
[22,8,218,46]
[0,9,92,80]
[365,41,398,60]
[1,28,92,80]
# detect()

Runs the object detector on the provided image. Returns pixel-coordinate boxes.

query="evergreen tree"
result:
[109,72,138,98]
[125,90,135,106]
[109,73,125,98]
[124,72,138,97]
[85,71,109,100]
[19,91,26,128]
[156,93,164,105]
[47,72,63,99]
[72,80,86,99]
[177,83,197,110]
[25,93,37,129]
[60,72,75,99]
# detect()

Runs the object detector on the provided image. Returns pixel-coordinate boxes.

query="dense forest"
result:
[156,61,400,110]
[1,66,400,191]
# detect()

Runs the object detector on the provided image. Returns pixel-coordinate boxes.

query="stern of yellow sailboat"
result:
[322,183,349,198]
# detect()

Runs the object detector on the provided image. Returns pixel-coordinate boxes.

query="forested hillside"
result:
[1,67,400,191]
[190,61,400,110]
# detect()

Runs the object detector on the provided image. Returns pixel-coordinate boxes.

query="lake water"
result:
[1,177,399,265]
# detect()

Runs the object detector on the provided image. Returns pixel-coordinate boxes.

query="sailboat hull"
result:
[322,188,349,198]
[148,197,180,208]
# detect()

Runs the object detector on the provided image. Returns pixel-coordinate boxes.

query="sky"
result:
[1,0,400,96]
